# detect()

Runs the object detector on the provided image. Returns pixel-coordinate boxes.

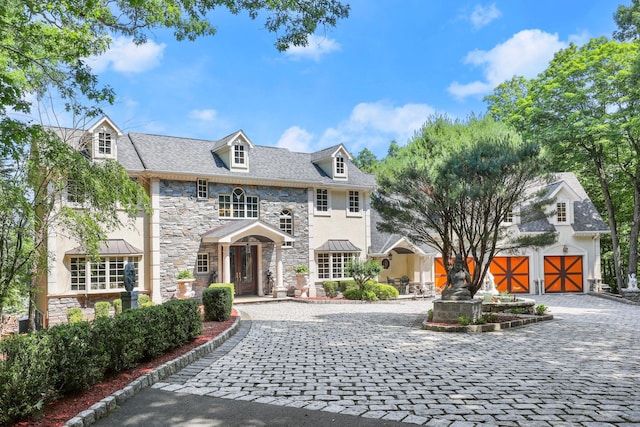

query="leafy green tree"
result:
[353,148,379,173]
[614,0,640,41]
[346,258,383,291]
[372,115,555,297]
[486,37,640,290]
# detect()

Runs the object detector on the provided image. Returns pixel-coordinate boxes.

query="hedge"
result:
[203,284,233,321]
[0,299,202,425]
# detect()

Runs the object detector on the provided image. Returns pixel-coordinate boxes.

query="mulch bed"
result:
[11,310,238,427]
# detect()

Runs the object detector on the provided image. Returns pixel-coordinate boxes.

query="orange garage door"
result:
[490,257,529,293]
[544,256,583,293]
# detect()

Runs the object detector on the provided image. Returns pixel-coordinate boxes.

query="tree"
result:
[371,115,556,297]
[485,37,640,291]
[346,258,383,291]
[353,148,379,173]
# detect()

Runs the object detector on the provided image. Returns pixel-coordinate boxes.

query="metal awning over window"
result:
[66,239,143,256]
[315,239,361,252]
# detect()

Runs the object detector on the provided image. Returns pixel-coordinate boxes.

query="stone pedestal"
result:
[433,299,482,324]
[621,288,640,303]
[121,291,139,311]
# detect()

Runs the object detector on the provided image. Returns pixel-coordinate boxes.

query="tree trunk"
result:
[596,164,624,291]
[628,178,640,277]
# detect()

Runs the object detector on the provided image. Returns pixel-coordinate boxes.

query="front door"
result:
[230,245,257,296]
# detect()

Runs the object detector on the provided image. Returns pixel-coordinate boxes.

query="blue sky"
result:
[84,1,618,159]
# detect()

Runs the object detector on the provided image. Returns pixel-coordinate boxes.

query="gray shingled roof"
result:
[125,132,376,189]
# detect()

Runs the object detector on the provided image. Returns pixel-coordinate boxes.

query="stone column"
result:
[274,242,287,298]
[222,244,231,283]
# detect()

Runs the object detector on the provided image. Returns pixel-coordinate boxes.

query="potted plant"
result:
[176,269,195,299]
[294,264,315,297]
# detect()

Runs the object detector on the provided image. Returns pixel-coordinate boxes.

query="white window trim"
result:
[280,209,294,248]
[197,253,209,274]
[556,200,570,224]
[334,155,346,177]
[93,126,117,160]
[314,188,331,216]
[231,143,248,170]
[346,190,362,217]
[316,252,357,280]
[196,178,208,199]
[218,188,259,219]
[70,256,140,293]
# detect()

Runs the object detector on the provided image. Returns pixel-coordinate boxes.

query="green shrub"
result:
[163,299,203,347]
[369,283,398,300]
[138,294,154,307]
[94,301,111,318]
[203,285,232,321]
[177,269,194,279]
[323,281,339,297]
[209,283,234,304]
[294,264,309,273]
[427,309,434,322]
[66,307,83,323]
[343,288,361,300]
[107,309,146,372]
[138,305,172,359]
[47,321,108,394]
[535,304,548,315]
[113,298,122,314]
[458,316,471,326]
[361,290,378,301]
[0,333,55,425]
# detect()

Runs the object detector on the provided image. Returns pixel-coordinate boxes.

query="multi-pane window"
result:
[219,188,259,218]
[71,257,86,291]
[316,252,356,280]
[233,144,245,166]
[280,210,293,247]
[67,179,87,203]
[197,179,208,199]
[335,155,345,175]
[71,257,139,292]
[557,201,567,223]
[504,210,514,223]
[197,253,209,273]
[316,189,328,213]
[348,191,360,214]
[98,132,112,155]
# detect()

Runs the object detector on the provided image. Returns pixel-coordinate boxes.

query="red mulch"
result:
[12,310,238,427]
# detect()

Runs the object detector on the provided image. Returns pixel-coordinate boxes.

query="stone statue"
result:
[441,254,472,301]
[124,261,136,292]
[483,270,499,295]
[628,273,638,290]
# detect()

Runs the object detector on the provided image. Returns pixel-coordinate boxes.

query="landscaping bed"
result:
[423,312,553,333]
[9,310,238,427]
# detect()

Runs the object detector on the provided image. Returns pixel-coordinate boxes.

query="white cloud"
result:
[285,35,341,62]
[87,37,166,73]
[276,126,315,152]
[189,109,218,122]
[448,29,568,99]
[470,4,502,29]
[276,101,435,156]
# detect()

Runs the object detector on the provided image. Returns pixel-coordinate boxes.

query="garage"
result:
[490,256,530,293]
[544,255,583,293]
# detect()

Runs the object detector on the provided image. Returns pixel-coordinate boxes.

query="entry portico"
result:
[202,220,295,297]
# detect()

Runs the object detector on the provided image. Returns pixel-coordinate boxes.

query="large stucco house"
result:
[36,117,609,327]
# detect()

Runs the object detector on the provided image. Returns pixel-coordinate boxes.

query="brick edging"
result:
[63,315,242,427]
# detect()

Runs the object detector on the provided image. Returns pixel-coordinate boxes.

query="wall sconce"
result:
[388,252,393,260]
[563,245,568,253]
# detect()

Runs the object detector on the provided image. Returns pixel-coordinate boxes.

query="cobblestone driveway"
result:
[155,295,640,426]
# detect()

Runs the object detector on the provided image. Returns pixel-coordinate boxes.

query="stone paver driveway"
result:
[154,295,640,426]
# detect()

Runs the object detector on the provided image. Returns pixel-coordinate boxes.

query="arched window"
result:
[219,188,259,218]
[280,209,293,247]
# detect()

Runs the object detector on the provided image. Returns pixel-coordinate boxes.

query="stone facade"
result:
[157,180,309,302]
[432,299,482,324]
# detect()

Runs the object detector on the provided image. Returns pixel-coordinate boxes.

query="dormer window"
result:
[335,155,346,177]
[98,132,112,155]
[233,144,246,168]
[504,210,514,224]
[557,201,568,223]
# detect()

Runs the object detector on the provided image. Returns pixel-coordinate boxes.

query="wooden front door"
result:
[490,257,529,293]
[230,245,257,296]
[544,255,583,293]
